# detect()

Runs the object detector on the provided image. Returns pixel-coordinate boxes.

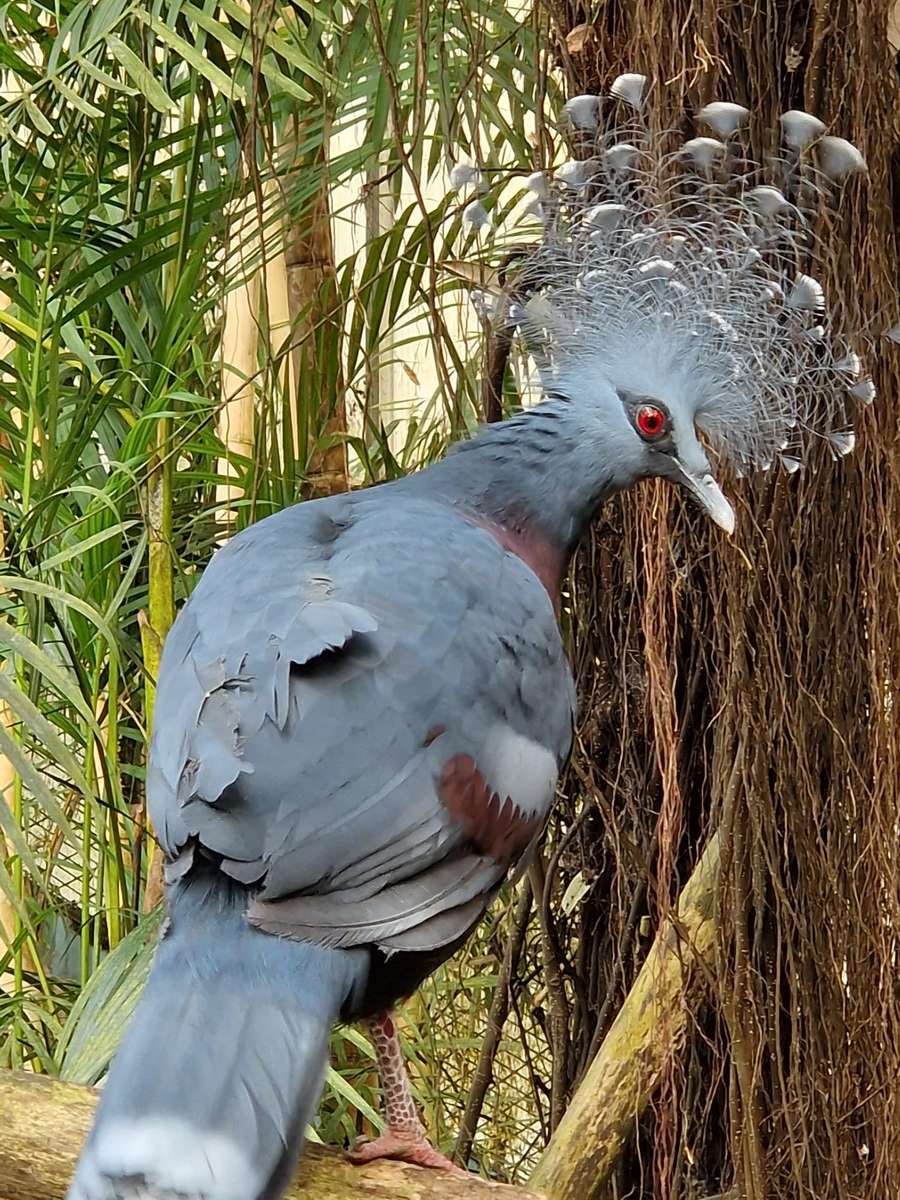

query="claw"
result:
[350,1010,468,1176]
[347,1129,467,1175]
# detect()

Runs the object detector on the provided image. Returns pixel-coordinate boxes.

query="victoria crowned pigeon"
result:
[68,74,871,1200]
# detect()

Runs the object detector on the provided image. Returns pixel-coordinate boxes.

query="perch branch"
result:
[0,1072,544,1200]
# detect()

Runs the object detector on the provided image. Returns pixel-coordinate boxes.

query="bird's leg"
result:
[347,1009,466,1174]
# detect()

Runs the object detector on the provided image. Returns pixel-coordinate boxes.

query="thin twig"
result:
[528,854,570,1131]
[454,880,533,1163]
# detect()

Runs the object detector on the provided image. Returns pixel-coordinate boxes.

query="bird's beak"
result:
[677,468,735,535]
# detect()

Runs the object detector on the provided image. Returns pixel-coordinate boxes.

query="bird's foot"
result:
[347,1128,467,1175]
[351,1010,467,1175]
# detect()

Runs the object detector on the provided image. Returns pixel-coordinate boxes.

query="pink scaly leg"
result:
[347,1009,466,1174]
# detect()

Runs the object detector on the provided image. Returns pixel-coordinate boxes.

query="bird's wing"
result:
[149,489,574,953]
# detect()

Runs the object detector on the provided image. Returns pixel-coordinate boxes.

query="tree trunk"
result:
[541,3,900,1197]
[0,1072,543,1200]
[216,248,261,525]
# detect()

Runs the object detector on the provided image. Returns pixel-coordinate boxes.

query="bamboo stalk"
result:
[0,457,16,982]
[0,423,15,975]
[91,677,122,952]
[264,228,295,485]
[529,833,721,1200]
[137,95,195,912]
[283,113,348,497]
[139,425,176,914]
[0,431,35,991]
[0,700,20,988]
[216,263,261,523]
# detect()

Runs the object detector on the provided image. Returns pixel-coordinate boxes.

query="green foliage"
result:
[0,0,557,1169]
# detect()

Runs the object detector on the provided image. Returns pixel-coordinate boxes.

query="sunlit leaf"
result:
[106,36,176,113]
[58,909,163,1084]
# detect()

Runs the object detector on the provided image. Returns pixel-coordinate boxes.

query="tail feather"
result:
[68,867,367,1200]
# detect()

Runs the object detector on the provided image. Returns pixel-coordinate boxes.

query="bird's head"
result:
[546,344,738,533]
[458,73,872,539]
[610,388,735,533]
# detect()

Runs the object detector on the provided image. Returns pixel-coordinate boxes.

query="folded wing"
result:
[149,491,574,953]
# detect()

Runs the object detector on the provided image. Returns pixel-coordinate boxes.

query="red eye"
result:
[636,404,667,439]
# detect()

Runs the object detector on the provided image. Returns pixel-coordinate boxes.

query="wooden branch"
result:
[529,833,721,1200]
[0,1072,544,1200]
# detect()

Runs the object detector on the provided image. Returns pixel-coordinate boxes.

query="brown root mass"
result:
[531,4,900,1197]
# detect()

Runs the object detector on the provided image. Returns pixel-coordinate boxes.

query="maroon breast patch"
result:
[439,754,541,868]
[469,516,563,611]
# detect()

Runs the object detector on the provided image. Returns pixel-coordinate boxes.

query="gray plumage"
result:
[152,479,574,949]
[68,867,366,1200]
[69,414,584,1200]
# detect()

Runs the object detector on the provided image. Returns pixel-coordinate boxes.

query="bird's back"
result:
[150,481,574,972]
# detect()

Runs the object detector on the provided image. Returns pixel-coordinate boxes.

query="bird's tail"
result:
[68,865,367,1200]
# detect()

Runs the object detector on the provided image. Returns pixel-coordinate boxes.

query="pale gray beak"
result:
[678,469,735,534]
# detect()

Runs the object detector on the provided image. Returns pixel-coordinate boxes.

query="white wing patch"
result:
[479,724,559,817]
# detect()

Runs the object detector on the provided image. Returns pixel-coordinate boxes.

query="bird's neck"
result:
[410,399,627,595]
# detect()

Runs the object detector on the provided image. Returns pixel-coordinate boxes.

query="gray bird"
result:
[69,74,868,1200]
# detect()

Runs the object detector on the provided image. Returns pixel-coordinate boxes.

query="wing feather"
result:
[149,489,575,952]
